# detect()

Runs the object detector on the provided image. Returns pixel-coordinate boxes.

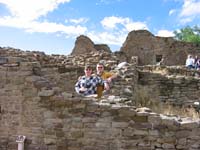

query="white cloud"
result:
[101,16,124,29]
[124,21,148,32]
[85,16,149,47]
[179,0,200,23]
[101,16,148,31]
[0,1,149,49]
[0,16,87,35]
[156,30,174,37]
[0,1,131,47]
[0,0,71,21]
[87,31,126,46]
[180,0,200,17]
[179,17,194,24]
[0,0,88,36]
[69,18,89,24]
[169,9,176,16]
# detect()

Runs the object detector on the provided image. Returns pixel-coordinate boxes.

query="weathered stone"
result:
[180,120,199,129]
[120,30,200,66]
[0,46,200,150]
[38,89,55,97]
[44,138,56,145]
[0,57,8,64]
[71,35,97,55]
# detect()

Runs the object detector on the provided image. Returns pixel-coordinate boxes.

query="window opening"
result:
[156,55,163,63]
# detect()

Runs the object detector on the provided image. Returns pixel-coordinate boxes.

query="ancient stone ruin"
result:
[0,30,200,150]
[120,30,200,66]
[71,35,111,55]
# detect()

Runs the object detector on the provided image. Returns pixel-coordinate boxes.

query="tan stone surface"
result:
[0,47,200,150]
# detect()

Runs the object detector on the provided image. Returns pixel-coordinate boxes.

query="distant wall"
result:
[120,30,200,66]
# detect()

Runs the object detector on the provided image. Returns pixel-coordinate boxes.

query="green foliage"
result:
[173,25,200,43]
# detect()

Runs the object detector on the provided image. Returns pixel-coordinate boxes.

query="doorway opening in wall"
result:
[156,55,163,63]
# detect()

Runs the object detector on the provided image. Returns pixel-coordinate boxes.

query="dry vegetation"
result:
[133,86,200,119]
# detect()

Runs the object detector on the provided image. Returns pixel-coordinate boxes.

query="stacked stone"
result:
[0,47,200,150]
[138,65,200,78]
[2,91,199,150]
[137,65,200,108]
[62,51,120,68]
[110,63,137,98]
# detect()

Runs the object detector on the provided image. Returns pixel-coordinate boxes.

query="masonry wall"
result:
[2,95,200,150]
[0,59,200,150]
[137,66,200,107]
[120,30,200,66]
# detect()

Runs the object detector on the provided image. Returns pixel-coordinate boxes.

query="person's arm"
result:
[75,81,81,94]
[185,59,189,66]
[75,78,87,94]
[104,81,110,90]
[95,76,109,92]
[107,72,117,83]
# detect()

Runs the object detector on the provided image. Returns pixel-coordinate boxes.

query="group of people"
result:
[185,54,200,70]
[75,63,117,97]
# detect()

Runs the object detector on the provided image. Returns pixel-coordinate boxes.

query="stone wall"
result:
[2,94,200,150]
[70,30,200,66]
[120,30,200,66]
[137,65,200,107]
[71,35,111,55]
[0,48,200,150]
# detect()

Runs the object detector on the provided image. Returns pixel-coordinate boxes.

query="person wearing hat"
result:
[75,65,105,97]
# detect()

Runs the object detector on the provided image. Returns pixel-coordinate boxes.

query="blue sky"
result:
[0,0,200,55]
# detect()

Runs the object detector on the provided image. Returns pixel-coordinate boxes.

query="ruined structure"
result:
[120,30,200,66]
[71,35,111,55]
[0,45,200,150]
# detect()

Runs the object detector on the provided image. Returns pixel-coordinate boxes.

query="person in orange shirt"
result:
[96,62,117,91]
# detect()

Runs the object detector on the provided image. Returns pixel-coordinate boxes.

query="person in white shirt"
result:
[185,54,195,69]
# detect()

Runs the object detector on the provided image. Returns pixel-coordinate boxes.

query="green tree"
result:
[173,26,200,43]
